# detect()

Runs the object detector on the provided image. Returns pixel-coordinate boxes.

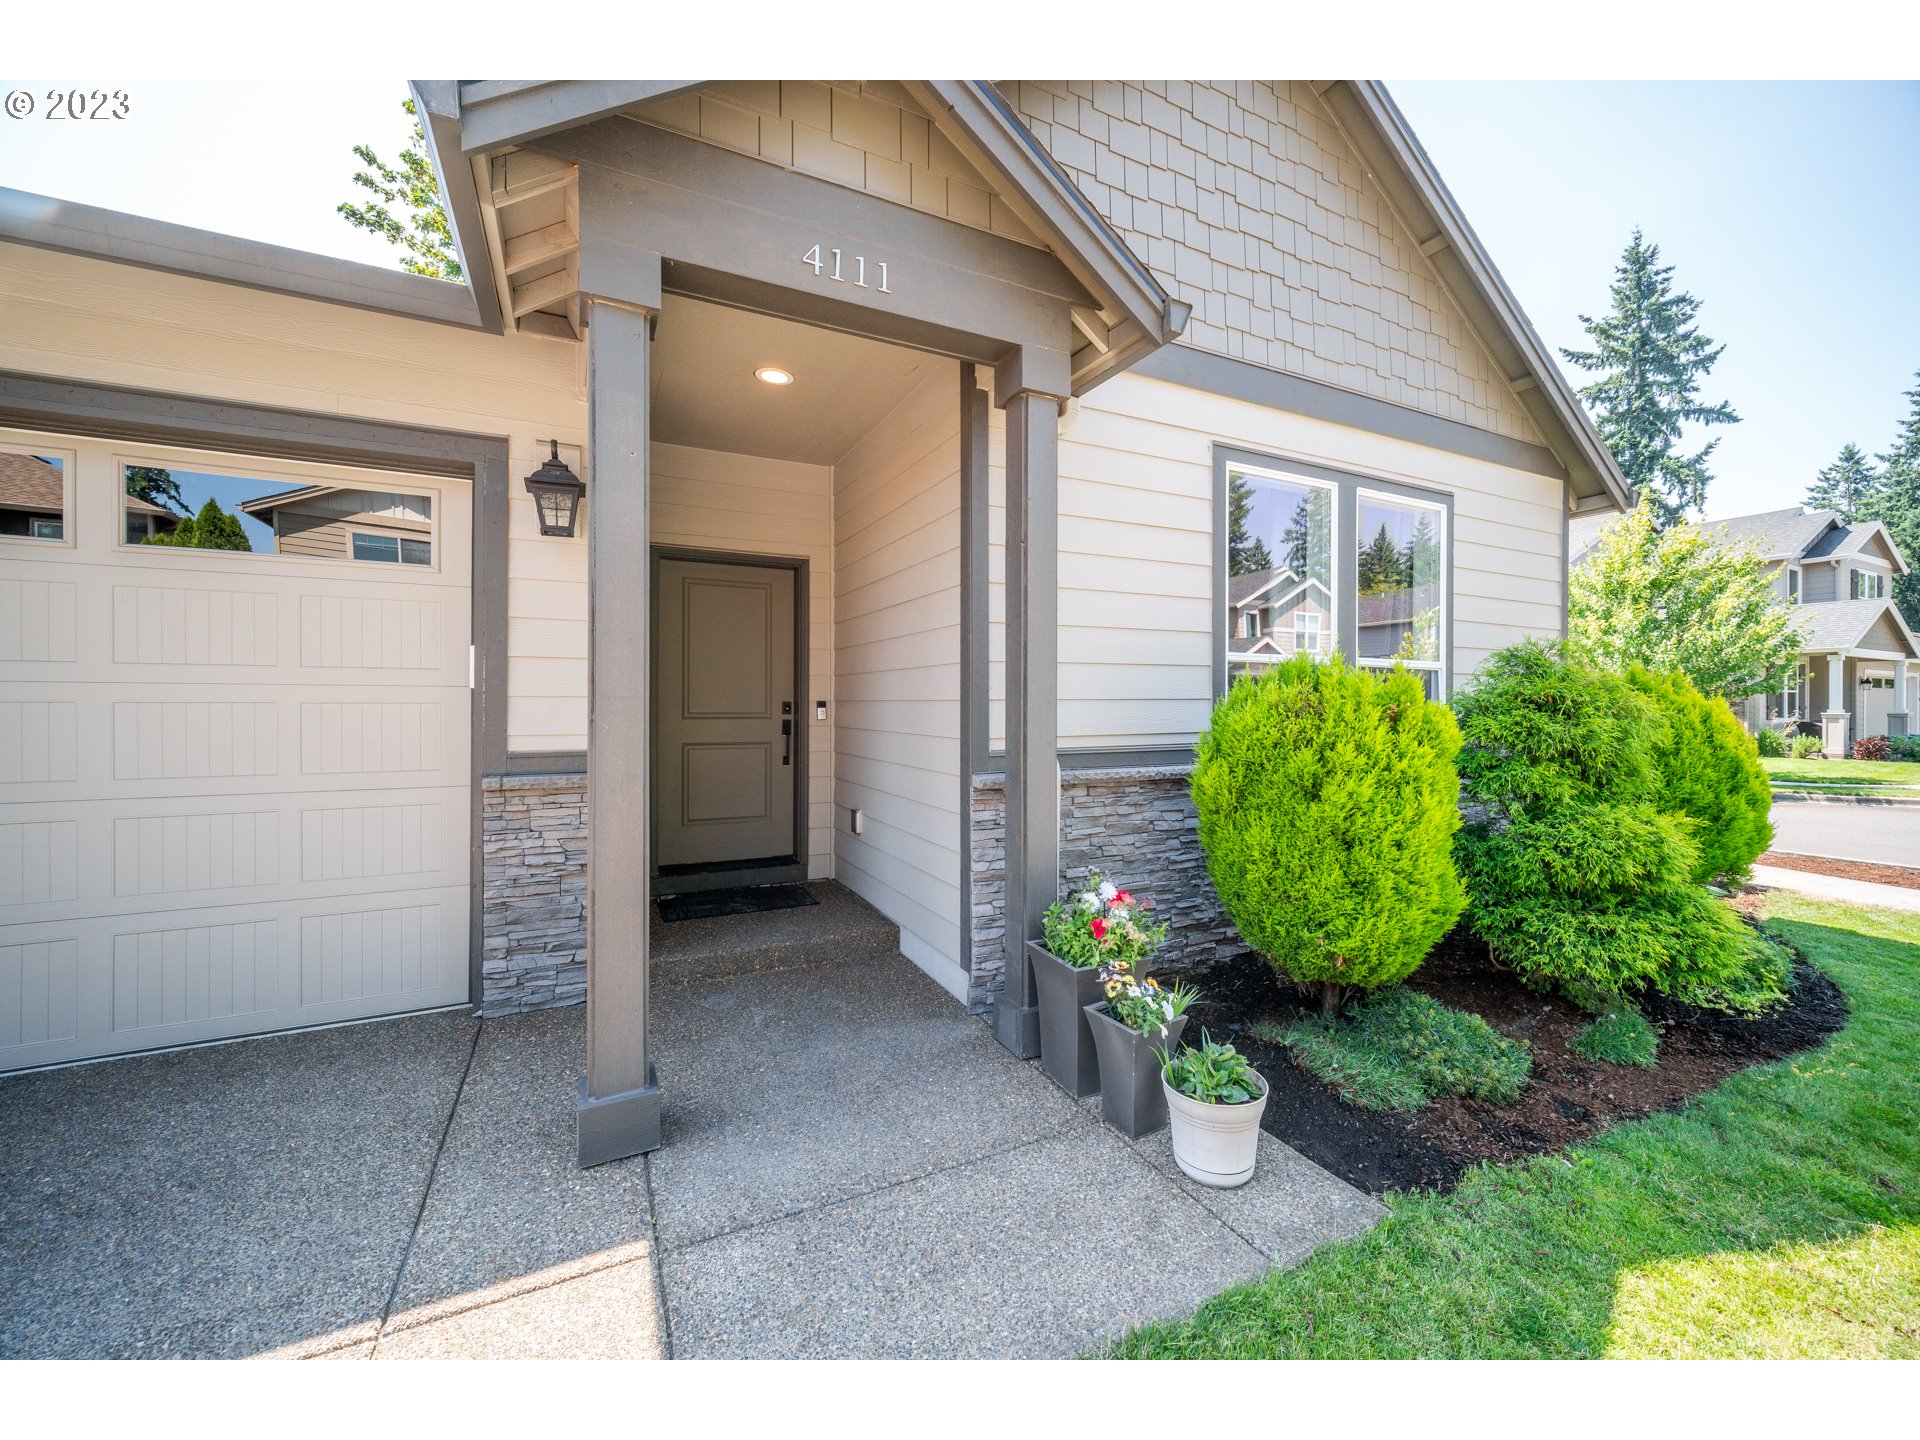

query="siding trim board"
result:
[0,370,509,1009]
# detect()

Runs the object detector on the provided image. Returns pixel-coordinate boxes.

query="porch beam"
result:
[577,291,664,1167]
[991,346,1067,1060]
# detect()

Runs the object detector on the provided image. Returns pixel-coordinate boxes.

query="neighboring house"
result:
[239,484,435,564]
[0,449,70,538]
[1573,504,1917,752]
[0,80,1629,1166]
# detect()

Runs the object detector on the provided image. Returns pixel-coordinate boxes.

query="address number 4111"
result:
[802,244,892,293]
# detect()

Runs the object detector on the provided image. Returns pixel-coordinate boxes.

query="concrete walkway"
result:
[1750,863,1920,915]
[0,883,1379,1360]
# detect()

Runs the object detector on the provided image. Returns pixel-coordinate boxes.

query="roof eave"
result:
[411,82,505,336]
[1311,81,1633,511]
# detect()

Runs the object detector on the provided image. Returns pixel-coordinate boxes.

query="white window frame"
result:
[0,432,78,552]
[1851,568,1887,600]
[1223,461,1339,675]
[1355,486,1447,697]
[29,517,63,540]
[1786,565,1801,601]
[1294,609,1320,653]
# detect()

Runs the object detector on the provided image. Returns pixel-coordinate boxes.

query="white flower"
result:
[1098,880,1118,903]
[1077,891,1099,910]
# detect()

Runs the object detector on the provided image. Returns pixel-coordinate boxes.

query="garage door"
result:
[0,429,472,1073]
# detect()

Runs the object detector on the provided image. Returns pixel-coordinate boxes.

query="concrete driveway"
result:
[0,885,1379,1359]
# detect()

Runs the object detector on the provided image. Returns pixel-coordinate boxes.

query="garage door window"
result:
[1,445,71,545]
[119,457,435,567]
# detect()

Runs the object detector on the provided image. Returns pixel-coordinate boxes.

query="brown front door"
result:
[653,556,798,868]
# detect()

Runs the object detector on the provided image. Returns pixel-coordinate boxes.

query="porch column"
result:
[1820,652,1851,758]
[1890,657,1911,738]
[577,293,664,1166]
[991,347,1068,1059]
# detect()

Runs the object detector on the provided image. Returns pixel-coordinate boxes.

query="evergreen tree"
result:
[1805,443,1877,520]
[1866,371,1920,628]
[1226,473,1274,576]
[1280,487,1333,581]
[338,98,462,281]
[1561,230,1740,528]
[124,465,185,516]
[1359,522,1406,593]
[145,498,252,552]
[1404,512,1441,587]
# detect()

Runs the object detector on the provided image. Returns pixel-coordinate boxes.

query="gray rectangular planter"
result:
[1084,1003,1188,1138]
[1028,940,1102,1098]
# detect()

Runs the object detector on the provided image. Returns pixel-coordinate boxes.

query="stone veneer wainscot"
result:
[481,773,588,1015]
[968,764,1239,1011]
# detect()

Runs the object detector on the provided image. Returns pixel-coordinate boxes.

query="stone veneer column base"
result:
[482,773,589,1015]
[968,764,1239,1012]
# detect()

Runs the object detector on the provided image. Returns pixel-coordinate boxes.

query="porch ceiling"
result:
[652,295,941,464]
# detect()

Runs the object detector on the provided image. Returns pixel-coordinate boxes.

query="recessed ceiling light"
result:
[755,366,795,386]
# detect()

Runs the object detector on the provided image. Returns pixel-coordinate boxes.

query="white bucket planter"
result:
[1162,1072,1269,1188]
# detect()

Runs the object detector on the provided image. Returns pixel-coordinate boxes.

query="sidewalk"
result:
[1749,864,1920,915]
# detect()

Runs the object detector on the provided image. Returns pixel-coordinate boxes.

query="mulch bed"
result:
[1759,851,1920,891]
[1176,928,1848,1196]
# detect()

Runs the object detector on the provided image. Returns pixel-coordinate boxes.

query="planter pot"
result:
[1084,1003,1187,1138]
[1028,940,1103,1098]
[1163,1072,1269,1188]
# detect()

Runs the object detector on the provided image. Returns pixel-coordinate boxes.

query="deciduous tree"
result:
[339,98,462,281]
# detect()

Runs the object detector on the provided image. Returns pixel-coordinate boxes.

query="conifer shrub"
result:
[1266,987,1530,1111]
[1190,655,1466,1016]
[1452,641,1784,1012]
[1625,665,1772,883]
[1569,1005,1660,1068]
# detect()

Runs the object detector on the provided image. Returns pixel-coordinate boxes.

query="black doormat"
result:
[658,884,819,923]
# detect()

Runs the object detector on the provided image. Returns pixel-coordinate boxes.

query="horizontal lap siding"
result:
[833,366,965,998]
[991,370,1568,749]
[650,442,836,880]
[0,242,589,756]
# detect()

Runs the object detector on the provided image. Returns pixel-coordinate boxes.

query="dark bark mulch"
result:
[1758,850,1920,891]
[1176,927,1848,1197]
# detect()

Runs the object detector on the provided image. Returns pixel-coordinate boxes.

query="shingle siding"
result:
[1004,80,1549,447]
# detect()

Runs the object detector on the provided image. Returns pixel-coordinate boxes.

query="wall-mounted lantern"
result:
[524,440,586,537]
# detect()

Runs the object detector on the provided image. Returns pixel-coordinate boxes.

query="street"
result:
[1769,800,1920,867]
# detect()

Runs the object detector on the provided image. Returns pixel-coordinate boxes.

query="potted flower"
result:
[1160,1033,1269,1188]
[1083,961,1198,1137]
[1031,873,1169,1098]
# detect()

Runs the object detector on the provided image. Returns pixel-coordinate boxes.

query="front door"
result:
[654,556,798,870]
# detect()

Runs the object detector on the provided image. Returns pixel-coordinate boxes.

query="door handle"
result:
[781,717,792,766]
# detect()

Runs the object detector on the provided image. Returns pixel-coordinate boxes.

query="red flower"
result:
[1115,890,1133,905]
[1090,917,1108,940]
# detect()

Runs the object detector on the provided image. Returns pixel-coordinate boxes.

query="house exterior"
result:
[239,484,437,564]
[0,79,1628,1164]
[1573,504,1917,753]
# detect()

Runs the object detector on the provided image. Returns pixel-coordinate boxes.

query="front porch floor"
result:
[1,884,1381,1360]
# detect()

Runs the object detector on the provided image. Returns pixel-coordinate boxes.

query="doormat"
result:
[658,884,819,923]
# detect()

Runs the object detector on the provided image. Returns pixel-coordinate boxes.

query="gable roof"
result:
[1696,506,1841,561]
[1310,82,1632,512]
[1798,598,1919,658]
[1804,517,1909,574]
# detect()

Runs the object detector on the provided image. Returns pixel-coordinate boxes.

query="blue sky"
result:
[3,78,1915,518]
[1391,81,1920,516]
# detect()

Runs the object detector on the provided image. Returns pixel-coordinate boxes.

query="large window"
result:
[1225,464,1335,681]
[1222,454,1448,697]
[1356,490,1445,697]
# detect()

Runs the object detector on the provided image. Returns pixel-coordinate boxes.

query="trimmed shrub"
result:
[1753,726,1786,758]
[1273,987,1531,1111]
[1570,1006,1659,1067]
[1625,666,1772,883]
[1789,733,1825,759]
[1452,641,1786,1012]
[1854,735,1892,761]
[1892,735,1920,762]
[1191,656,1466,1017]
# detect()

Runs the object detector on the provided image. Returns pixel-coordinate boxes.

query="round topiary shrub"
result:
[1190,655,1466,1016]
[1625,665,1772,883]
[1452,641,1783,1012]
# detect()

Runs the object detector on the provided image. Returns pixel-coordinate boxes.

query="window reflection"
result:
[122,463,433,566]
[2,449,68,541]
[1357,492,1443,686]
[1227,467,1334,681]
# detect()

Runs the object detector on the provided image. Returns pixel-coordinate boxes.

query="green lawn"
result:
[1762,757,1920,788]
[1111,894,1920,1359]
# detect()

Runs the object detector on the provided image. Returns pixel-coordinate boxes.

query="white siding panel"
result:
[833,365,964,986]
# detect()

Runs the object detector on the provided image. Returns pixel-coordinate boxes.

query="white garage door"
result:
[0,430,472,1073]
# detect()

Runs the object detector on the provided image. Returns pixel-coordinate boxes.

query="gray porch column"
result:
[991,347,1068,1059]
[1890,657,1910,738]
[577,293,664,1167]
